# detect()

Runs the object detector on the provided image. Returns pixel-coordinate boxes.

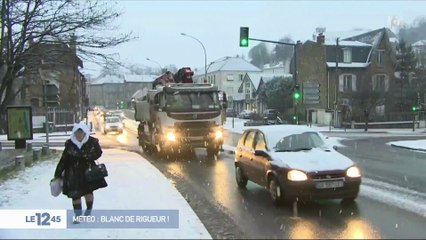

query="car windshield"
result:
[273,132,326,152]
[165,91,220,111]
[106,117,120,123]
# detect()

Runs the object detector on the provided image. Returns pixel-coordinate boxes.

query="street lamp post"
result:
[181,33,207,83]
[146,58,163,74]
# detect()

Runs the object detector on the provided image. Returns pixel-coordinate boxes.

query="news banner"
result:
[0,210,179,229]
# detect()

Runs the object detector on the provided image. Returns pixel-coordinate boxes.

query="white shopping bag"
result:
[50,178,63,197]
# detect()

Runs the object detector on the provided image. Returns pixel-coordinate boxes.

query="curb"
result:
[390,144,426,152]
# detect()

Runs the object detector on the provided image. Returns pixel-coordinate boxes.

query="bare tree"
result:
[0,0,134,128]
[349,82,388,131]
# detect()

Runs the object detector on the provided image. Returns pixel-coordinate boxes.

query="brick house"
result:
[15,37,86,124]
[297,28,399,125]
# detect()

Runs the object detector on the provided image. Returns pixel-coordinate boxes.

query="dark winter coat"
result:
[54,136,107,198]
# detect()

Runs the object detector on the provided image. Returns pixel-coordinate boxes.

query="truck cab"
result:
[135,83,225,157]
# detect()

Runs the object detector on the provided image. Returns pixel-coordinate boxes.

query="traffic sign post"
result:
[303,82,320,105]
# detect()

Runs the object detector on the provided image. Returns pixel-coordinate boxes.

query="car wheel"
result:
[235,166,248,188]
[269,177,283,205]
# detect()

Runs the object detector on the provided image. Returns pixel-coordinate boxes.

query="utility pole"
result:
[334,38,340,128]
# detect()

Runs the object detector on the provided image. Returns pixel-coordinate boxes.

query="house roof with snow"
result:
[90,74,125,85]
[89,73,158,85]
[323,27,397,68]
[204,56,262,74]
[124,74,157,83]
[412,40,426,47]
[239,72,285,93]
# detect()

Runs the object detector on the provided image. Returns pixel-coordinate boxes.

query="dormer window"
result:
[343,48,352,63]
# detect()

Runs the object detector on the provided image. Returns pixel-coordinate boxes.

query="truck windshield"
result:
[165,91,220,111]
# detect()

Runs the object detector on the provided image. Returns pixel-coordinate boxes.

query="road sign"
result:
[304,95,320,101]
[303,88,320,94]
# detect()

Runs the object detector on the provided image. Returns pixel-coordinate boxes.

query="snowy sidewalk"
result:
[0,149,211,239]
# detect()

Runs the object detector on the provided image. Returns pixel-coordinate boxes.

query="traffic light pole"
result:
[43,81,49,144]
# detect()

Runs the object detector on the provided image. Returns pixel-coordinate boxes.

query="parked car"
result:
[238,110,255,119]
[226,108,237,118]
[263,109,280,120]
[234,125,361,205]
[103,116,123,134]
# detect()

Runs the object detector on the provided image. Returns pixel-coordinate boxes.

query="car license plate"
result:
[315,180,344,189]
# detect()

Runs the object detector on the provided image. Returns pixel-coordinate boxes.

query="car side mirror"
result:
[333,145,338,151]
[254,150,269,158]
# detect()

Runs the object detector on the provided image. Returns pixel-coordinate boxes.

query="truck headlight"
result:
[214,130,223,140]
[118,123,123,129]
[346,166,361,178]
[288,170,308,181]
[166,132,177,142]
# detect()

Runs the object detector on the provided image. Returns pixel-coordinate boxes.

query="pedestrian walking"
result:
[54,123,107,220]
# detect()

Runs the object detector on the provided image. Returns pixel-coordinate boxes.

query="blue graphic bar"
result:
[66,210,179,229]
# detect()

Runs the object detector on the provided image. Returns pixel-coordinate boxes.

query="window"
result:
[343,48,352,63]
[372,74,388,91]
[254,132,267,150]
[245,81,251,100]
[377,50,384,66]
[343,75,352,92]
[227,74,234,81]
[376,105,385,116]
[244,131,256,149]
[240,74,244,81]
[339,74,357,92]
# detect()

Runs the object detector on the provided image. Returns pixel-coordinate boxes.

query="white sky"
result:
[82,0,426,76]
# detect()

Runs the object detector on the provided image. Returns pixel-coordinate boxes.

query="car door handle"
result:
[250,158,253,161]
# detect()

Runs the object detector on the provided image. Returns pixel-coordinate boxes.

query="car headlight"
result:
[165,132,177,142]
[346,166,361,178]
[287,170,308,181]
[214,130,223,140]
[118,123,123,129]
[105,125,110,129]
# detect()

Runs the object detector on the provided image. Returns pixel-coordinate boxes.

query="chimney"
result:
[70,33,77,53]
[316,32,325,44]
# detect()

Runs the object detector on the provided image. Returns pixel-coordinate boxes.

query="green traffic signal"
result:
[293,92,301,100]
[293,115,297,120]
[239,27,249,47]
[412,106,417,111]
[240,38,248,47]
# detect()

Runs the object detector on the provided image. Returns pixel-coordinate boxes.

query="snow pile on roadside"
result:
[388,140,426,151]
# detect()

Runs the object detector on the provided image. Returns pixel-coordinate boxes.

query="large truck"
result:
[134,82,226,157]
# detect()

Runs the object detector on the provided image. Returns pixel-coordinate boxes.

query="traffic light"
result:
[412,106,418,112]
[293,84,301,103]
[120,101,125,109]
[239,27,249,47]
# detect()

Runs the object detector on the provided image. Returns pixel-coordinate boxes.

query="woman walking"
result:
[54,123,107,219]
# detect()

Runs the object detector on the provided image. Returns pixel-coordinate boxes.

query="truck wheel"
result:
[207,146,219,157]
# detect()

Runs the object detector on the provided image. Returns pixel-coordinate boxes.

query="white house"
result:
[193,56,262,112]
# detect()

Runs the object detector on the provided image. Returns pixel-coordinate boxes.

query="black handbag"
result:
[85,162,108,182]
